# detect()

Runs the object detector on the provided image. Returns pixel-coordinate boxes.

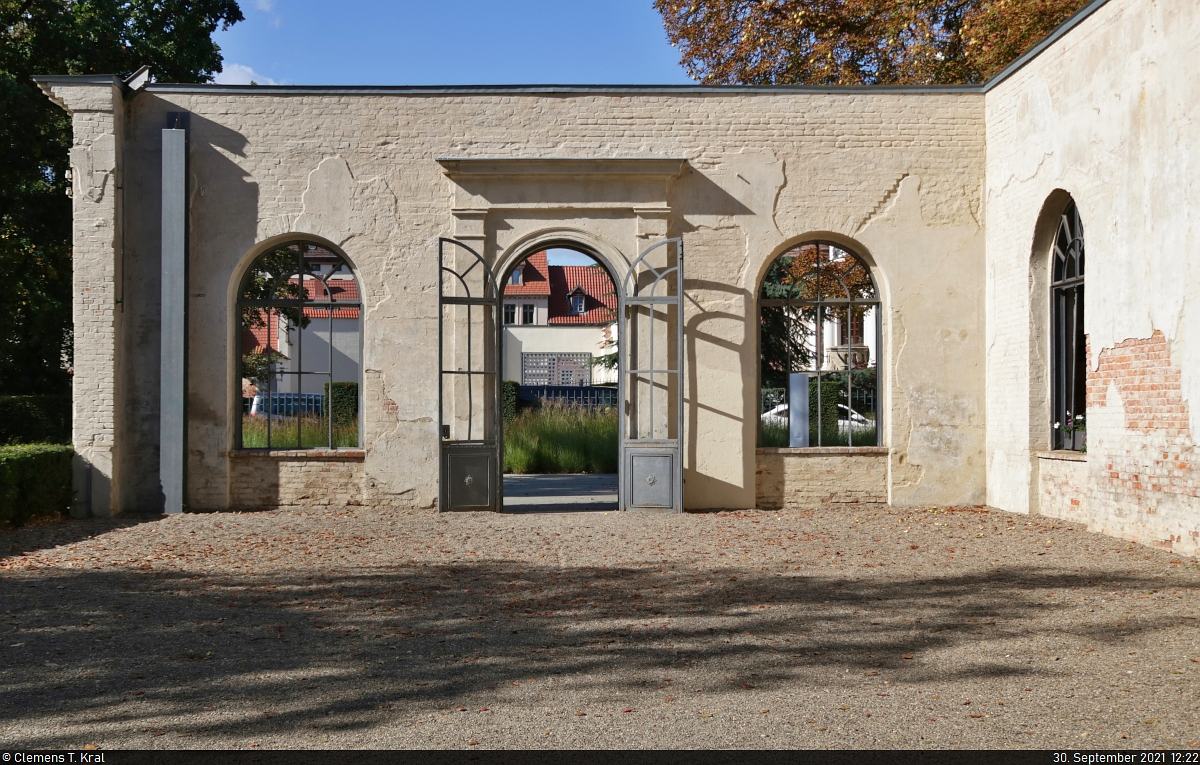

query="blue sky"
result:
[213,0,693,87]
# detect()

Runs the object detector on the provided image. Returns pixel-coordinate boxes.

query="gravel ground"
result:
[2,504,1198,750]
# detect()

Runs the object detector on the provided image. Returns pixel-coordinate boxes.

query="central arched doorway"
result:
[436,234,684,513]
[498,242,622,513]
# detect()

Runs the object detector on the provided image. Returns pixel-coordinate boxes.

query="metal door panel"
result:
[619,239,684,512]
[438,237,502,512]
[628,452,673,508]
[446,449,495,509]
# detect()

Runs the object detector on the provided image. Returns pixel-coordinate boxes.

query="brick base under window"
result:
[756,448,888,509]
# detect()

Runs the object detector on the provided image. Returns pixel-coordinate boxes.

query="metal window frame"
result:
[1050,201,1086,451]
[235,240,363,452]
[756,241,882,449]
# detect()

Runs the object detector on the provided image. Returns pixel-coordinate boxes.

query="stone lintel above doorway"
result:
[438,157,687,211]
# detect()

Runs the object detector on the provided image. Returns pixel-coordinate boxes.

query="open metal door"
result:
[620,238,684,513]
[438,238,502,512]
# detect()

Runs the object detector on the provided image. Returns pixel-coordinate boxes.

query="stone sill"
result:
[230,449,365,460]
[1037,450,1087,463]
[758,446,889,456]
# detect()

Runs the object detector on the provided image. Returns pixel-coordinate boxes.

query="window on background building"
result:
[510,267,523,286]
[522,304,535,325]
[504,304,516,325]
[1051,201,1086,451]
[571,295,586,314]
[758,241,880,448]
[237,240,362,450]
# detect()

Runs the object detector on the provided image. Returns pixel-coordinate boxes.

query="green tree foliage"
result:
[655,0,1088,86]
[0,0,243,394]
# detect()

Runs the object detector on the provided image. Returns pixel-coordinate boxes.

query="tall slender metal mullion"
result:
[328,298,333,449]
[266,307,273,448]
[847,311,854,447]
[649,296,655,440]
[676,241,684,512]
[816,305,823,447]
[438,241,444,446]
[1080,282,1089,450]
[467,303,474,441]
[295,247,303,449]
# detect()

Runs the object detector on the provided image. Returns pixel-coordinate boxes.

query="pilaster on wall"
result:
[40,80,125,517]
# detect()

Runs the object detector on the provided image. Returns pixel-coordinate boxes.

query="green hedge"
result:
[0,395,70,445]
[0,443,74,526]
[324,382,359,427]
[501,380,521,426]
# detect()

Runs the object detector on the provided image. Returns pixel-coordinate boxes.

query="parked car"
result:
[760,402,873,435]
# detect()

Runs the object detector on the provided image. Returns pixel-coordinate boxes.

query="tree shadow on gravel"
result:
[2,561,1196,746]
[1,514,164,560]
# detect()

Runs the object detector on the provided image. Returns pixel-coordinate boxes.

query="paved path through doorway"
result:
[3,506,1198,749]
[503,473,618,513]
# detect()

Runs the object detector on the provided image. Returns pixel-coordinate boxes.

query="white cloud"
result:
[214,63,278,85]
[252,0,282,26]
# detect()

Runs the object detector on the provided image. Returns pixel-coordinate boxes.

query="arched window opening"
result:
[1051,201,1086,451]
[759,242,880,447]
[237,241,362,449]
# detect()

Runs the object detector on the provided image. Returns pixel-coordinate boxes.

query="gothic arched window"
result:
[1051,201,1086,451]
[759,242,880,447]
[237,241,362,449]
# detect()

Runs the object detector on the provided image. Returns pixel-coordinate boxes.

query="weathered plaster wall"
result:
[985,0,1200,553]
[756,448,888,509]
[52,85,986,512]
[40,81,127,516]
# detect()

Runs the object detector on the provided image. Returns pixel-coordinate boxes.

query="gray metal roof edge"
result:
[32,0,1109,99]
[140,82,982,96]
[981,0,1111,92]
[32,74,123,86]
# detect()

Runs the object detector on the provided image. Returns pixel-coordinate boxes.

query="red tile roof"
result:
[502,251,551,296]
[548,265,616,325]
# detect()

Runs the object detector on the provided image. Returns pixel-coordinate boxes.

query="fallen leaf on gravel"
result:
[741,683,755,689]
[902,654,913,660]
[575,712,586,717]
[760,709,769,714]
[840,706,850,710]
[622,707,635,713]
[969,714,987,719]
[1142,719,1158,724]
[664,697,676,702]
[468,740,478,746]
[699,713,713,718]
[926,718,936,722]
[963,700,971,705]
[83,745,97,751]
[456,706,467,712]
[864,670,878,676]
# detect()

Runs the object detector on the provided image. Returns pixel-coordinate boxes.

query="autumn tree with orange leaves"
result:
[655,0,1089,86]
